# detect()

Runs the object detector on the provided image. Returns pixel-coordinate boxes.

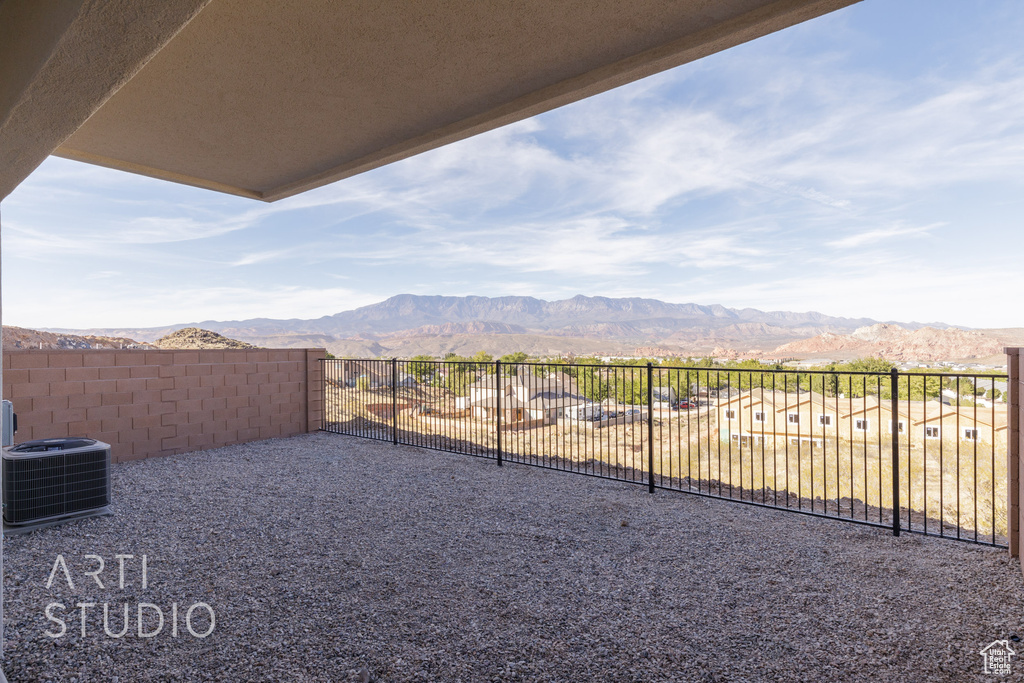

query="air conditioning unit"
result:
[3,438,111,531]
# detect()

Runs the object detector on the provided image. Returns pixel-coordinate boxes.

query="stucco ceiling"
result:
[1,0,859,202]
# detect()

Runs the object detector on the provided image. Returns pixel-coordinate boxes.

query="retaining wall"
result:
[2,348,325,463]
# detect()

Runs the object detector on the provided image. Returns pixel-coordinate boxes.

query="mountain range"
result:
[42,293,1011,361]
[54,294,893,338]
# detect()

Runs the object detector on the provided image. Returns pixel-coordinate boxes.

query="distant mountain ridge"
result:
[316,294,890,335]
[28,295,1024,362]
[35,293,971,359]
[53,294,927,344]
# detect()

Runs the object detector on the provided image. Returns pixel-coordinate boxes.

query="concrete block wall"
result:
[2,348,325,463]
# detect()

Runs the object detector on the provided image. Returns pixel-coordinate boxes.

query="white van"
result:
[568,403,603,421]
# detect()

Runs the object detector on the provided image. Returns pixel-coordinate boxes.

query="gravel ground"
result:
[3,432,1023,682]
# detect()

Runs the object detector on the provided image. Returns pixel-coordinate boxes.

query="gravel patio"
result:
[2,431,1022,682]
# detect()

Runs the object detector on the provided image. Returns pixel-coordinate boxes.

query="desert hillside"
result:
[1,325,152,350]
[154,327,257,350]
[773,324,1009,362]
[2,325,261,352]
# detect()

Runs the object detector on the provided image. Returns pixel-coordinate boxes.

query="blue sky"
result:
[4,1,1024,330]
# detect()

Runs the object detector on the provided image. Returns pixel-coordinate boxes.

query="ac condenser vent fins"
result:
[3,438,111,529]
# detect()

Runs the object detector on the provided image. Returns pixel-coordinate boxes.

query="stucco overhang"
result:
[0,0,859,202]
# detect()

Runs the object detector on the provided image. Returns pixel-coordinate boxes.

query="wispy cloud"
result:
[226,246,308,267]
[826,222,941,249]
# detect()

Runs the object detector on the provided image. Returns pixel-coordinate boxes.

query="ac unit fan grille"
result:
[3,449,110,525]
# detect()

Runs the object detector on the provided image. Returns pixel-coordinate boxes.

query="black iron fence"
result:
[322,358,1009,547]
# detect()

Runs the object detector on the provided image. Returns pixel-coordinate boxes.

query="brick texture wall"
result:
[2,348,325,463]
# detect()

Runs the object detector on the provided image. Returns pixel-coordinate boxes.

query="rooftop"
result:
[3,432,1020,680]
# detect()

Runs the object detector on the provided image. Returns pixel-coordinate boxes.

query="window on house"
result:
[963,428,978,441]
[855,419,869,431]
[753,411,766,423]
[725,410,736,419]
[787,413,799,425]
[925,426,940,439]
[818,414,832,427]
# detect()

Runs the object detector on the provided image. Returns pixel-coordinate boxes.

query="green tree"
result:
[408,354,435,383]
[576,370,611,403]
[443,362,478,395]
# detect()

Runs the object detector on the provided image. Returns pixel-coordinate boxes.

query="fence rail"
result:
[322,358,1009,547]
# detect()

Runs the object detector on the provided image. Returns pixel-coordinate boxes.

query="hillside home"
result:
[843,398,1007,443]
[915,406,1007,443]
[720,389,1008,445]
[717,389,841,446]
[467,372,591,426]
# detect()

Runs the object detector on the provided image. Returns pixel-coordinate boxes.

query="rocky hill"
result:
[773,324,1006,362]
[154,328,257,350]
[1,325,152,350]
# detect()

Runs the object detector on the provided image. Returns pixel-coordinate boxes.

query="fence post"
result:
[391,358,398,445]
[890,368,900,537]
[495,360,503,466]
[1008,348,1021,561]
[320,358,326,431]
[647,362,655,494]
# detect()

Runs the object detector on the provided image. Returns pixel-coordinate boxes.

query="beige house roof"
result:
[0,0,860,202]
[841,397,1008,430]
[913,405,1008,431]
[718,388,828,412]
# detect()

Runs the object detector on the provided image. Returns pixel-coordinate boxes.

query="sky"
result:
[3,1,1024,331]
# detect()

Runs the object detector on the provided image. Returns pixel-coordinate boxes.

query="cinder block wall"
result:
[2,348,325,463]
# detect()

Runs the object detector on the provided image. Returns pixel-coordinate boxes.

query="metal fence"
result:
[322,358,1009,547]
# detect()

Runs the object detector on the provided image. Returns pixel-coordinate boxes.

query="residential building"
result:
[718,389,1007,445]
[467,371,590,426]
